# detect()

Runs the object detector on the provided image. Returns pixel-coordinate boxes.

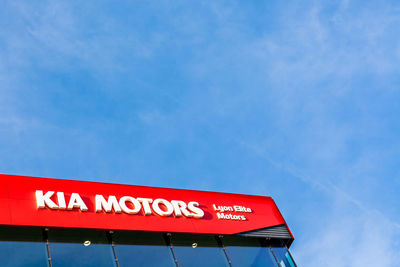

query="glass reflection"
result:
[48,229,115,267]
[0,226,297,267]
[272,247,296,267]
[222,236,278,267]
[0,241,48,267]
[112,232,175,267]
[171,234,230,267]
[0,226,48,267]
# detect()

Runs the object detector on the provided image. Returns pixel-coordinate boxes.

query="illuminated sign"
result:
[0,174,292,238]
[35,190,204,218]
[213,204,252,221]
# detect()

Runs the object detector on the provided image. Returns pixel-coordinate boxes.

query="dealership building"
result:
[0,174,296,266]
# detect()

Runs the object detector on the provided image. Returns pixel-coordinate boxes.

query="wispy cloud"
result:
[0,1,399,266]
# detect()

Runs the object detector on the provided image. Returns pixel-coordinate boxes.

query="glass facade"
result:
[112,231,175,267]
[169,234,230,267]
[0,241,48,267]
[272,247,297,267]
[222,236,278,267]
[47,229,116,267]
[0,227,296,266]
[0,227,48,267]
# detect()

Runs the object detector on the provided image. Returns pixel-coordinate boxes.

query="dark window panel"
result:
[0,227,48,267]
[112,231,175,267]
[0,226,44,242]
[47,228,115,267]
[222,236,278,267]
[170,234,230,267]
[272,247,296,267]
[0,241,48,267]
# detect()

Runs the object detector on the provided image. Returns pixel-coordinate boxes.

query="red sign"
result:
[0,174,292,238]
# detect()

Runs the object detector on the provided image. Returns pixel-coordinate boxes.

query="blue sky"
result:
[1,1,400,265]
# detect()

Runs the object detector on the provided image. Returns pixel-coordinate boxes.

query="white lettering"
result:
[234,205,252,212]
[36,190,58,209]
[188,202,204,219]
[171,200,191,217]
[56,192,66,210]
[152,198,174,216]
[119,196,141,214]
[35,190,205,219]
[216,212,246,221]
[213,204,233,212]
[137,198,153,215]
[67,193,88,211]
[95,195,121,213]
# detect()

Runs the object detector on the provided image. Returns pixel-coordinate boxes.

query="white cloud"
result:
[294,202,400,266]
[0,1,399,265]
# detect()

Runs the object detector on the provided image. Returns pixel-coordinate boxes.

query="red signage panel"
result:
[0,174,292,238]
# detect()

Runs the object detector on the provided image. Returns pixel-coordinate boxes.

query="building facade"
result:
[0,174,296,266]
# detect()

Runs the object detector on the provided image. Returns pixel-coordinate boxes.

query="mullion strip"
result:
[215,235,233,267]
[270,246,281,267]
[284,244,297,267]
[164,233,179,267]
[42,228,52,267]
[106,231,120,267]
